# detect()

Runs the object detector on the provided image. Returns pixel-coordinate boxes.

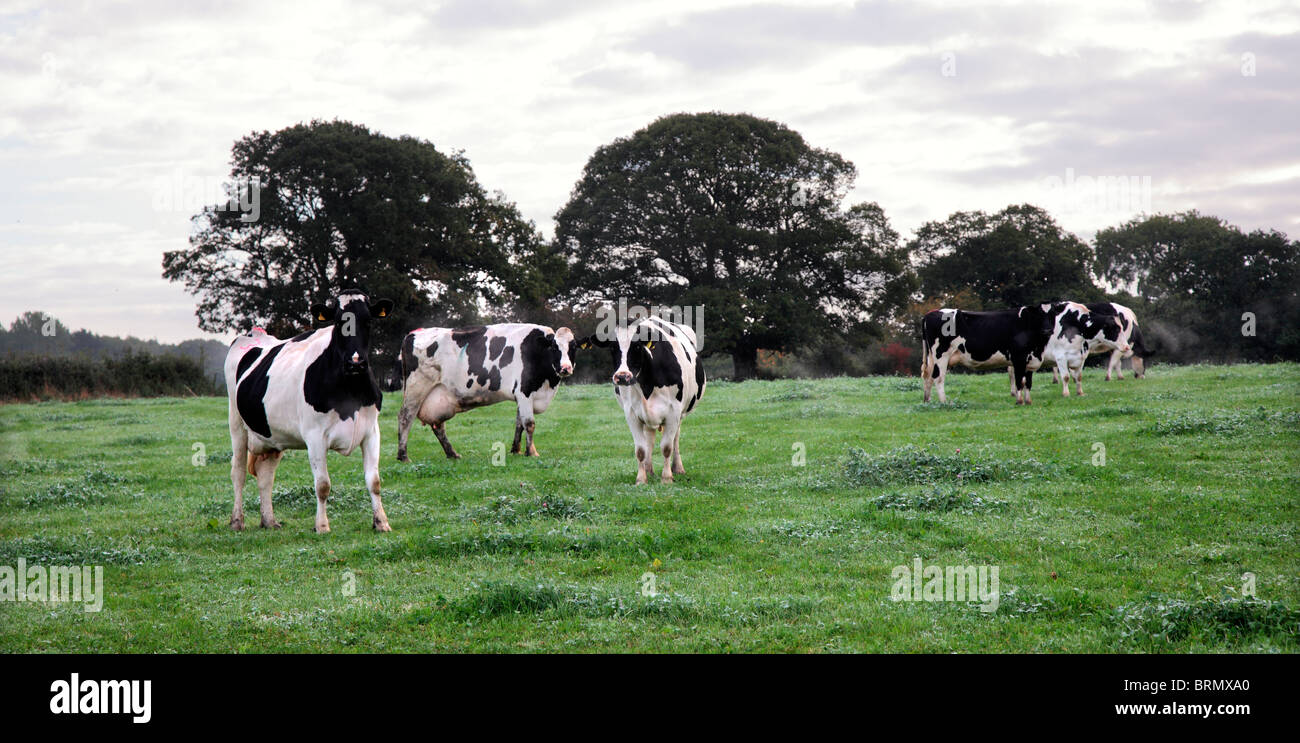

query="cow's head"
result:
[579,324,655,386]
[553,327,576,378]
[1020,303,1059,340]
[310,290,394,376]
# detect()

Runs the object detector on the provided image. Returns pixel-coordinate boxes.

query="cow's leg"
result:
[628,417,652,485]
[1011,359,1027,405]
[934,355,950,403]
[396,395,418,462]
[252,450,284,529]
[510,410,524,454]
[1058,360,1071,397]
[229,423,248,531]
[1052,366,1061,385]
[671,428,685,475]
[516,397,539,456]
[306,440,331,533]
[1105,349,1120,381]
[1023,369,1034,405]
[430,420,460,459]
[659,415,682,484]
[1073,364,1085,396]
[641,425,658,483]
[921,346,933,402]
[1132,356,1145,379]
[362,428,391,532]
[1008,366,1018,397]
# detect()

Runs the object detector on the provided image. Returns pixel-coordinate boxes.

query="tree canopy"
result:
[553,112,913,378]
[910,204,1101,310]
[162,120,555,382]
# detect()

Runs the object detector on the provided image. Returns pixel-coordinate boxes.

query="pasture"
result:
[1,363,1297,653]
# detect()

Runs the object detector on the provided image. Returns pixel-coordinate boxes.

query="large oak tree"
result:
[553,112,913,379]
[162,120,555,383]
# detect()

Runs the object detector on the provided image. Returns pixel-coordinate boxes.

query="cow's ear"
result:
[370,298,394,319]
[311,304,336,324]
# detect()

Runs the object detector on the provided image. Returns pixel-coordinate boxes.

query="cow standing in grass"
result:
[1025,301,1129,397]
[224,290,394,533]
[396,324,576,461]
[921,304,1058,404]
[581,316,705,484]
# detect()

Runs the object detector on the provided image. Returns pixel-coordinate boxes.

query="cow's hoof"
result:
[230,517,245,531]
[672,466,685,475]
[396,454,409,463]
[660,476,674,484]
[260,519,282,529]
[374,520,392,533]
[315,524,331,534]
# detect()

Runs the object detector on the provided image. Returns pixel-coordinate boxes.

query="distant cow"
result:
[1085,302,1146,380]
[580,316,705,484]
[921,304,1059,404]
[396,323,576,461]
[224,290,395,533]
[1025,302,1128,397]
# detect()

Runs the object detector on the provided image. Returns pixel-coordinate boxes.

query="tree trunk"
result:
[732,342,759,380]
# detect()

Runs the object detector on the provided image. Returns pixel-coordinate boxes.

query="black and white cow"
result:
[1027,301,1128,397]
[224,290,395,533]
[921,304,1059,405]
[1085,302,1146,380]
[580,316,705,484]
[396,323,576,461]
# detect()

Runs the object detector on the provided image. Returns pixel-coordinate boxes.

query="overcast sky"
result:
[2,0,1296,342]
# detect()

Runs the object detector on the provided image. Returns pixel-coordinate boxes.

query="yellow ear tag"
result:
[317,314,327,322]
[376,308,386,317]
[646,341,655,351]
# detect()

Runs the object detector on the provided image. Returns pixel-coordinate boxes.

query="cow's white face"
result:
[554,327,575,377]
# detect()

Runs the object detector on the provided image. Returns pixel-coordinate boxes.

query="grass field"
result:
[1,363,1297,653]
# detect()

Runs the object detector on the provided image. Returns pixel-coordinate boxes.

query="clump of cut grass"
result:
[1113,596,1300,645]
[844,444,1059,486]
[871,487,1008,514]
[23,467,133,507]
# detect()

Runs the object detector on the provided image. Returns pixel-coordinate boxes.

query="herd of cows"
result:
[222,289,1146,532]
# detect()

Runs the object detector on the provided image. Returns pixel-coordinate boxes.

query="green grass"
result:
[0,363,1297,653]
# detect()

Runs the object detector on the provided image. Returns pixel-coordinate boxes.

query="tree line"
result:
[0,312,226,400]
[154,115,1298,382]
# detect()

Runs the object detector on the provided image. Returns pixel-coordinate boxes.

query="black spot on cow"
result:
[520,328,561,396]
[486,365,501,391]
[236,343,285,438]
[454,326,492,386]
[498,345,514,368]
[641,339,684,401]
[488,335,506,361]
[235,346,263,380]
[303,337,383,421]
[290,331,314,342]
[426,340,438,358]
[401,333,418,380]
[687,360,705,413]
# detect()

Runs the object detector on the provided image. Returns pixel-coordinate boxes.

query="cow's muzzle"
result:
[613,371,635,386]
[558,364,573,378]
[344,360,369,376]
